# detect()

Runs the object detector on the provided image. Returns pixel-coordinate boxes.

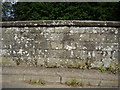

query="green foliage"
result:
[2,2,14,21]
[107,65,113,71]
[65,79,84,87]
[99,66,107,72]
[28,79,45,85]
[2,2,120,21]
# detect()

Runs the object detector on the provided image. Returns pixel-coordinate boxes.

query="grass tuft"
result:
[28,79,46,85]
[65,79,84,87]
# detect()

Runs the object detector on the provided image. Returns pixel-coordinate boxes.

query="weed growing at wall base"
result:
[27,79,46,85]
[99,66,107,72]
[65,79,85,87]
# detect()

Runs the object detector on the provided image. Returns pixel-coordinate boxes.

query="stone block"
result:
[12,40,33,49]
[15,28,29,34]
[64,41,76,50]
[13,56,37,66]
[76,42,96,50]
[91,61,104,68]
[85,27,100,34]
[32,40,51,49]
[2,33,14,42]
[33,34,46,42]
[100,27,118,34]
[96,34,106,42]
[2,27,15,34]
[44,50,64,58]
[70,27,86,33]
[62,50,74,58]
[98,34,118,43]
[102,58,113,67]
[49,33,64,41]
[2,49,14,57]
[2,41,14,49]
[111,51,118,60]
[17,27,44,34]
[54,26,69,33]
[60,59,75,67]
[79,34,90,42]
[50,42,63,49]
[36,57,45,66]
[91,51,113,60]
[89,34,101,42]
[45,58,62,67]
[62,34,77,41]
[44,50,74,59]
[105,34,118,43]
[101,43,118,51]
[76,42,87,50]
[2,48,45,57]
[73,50,90,60]
[43,27,54,33]
[74,59,87,68]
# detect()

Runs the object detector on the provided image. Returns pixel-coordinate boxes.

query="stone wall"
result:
[1,20,120,69]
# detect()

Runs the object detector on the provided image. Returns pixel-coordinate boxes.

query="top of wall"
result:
[1,20,120,27]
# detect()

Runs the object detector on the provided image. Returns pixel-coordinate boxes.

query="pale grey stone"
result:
[51,42,63,49]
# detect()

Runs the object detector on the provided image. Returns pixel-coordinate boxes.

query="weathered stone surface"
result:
[2,20,120,27]
[43,27,54,33]
[100,27,118,34]
[1,20,119,69]
[45,33,64,41]
[76,42,96,50]
[45,58,62,67]
[36,57,45,66]
[79,34,90,42]
[51,42,63,49]
[62,34,77,41]
[64,41,76,50]
[44,50,64,58]
[70,27,86,33]
[62,50,74,58]
[55,26,69,33]
[2,33,14,41]
[97,34,118,43]
[73,50,89,60]
[85,27,100,33]
[89,34,101,42]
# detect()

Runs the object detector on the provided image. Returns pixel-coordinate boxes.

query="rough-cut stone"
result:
[36,57,45,66]
[55,26,69,33]
[51,42,63,49]
[100,27,118,34]
[1,20,119,69]
[73,50,89,60]
[62,50,73,59]
[43,27,54,33]
[45,33,64,41]
[85,27,101,33]
[64,41,76,50]
[79,34,90,42]
[89,34,99,42]
[45,58,62,67]
[70,27,86,33]
[44,50,64,58]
